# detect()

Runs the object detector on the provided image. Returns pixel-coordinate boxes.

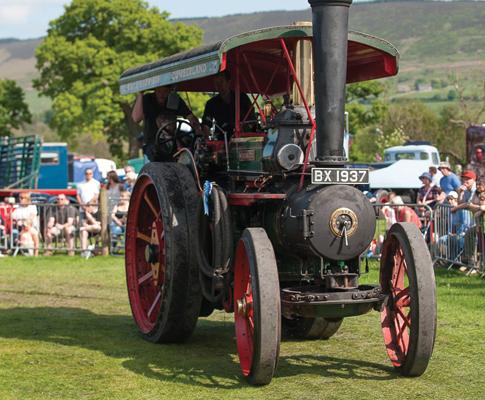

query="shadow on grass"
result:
[0,307,396,387]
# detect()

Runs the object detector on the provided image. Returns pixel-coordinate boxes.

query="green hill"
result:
[178,1,485,63]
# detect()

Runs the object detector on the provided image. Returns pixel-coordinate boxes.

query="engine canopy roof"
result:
[119,24,399,95]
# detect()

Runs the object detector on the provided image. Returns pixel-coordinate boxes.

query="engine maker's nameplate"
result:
[311,168,369,185]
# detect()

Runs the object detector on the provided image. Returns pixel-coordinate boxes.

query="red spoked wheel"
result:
[234,228,280,386]
[380,223,437,376]
[126,175,165,334]
[125,162,201,343]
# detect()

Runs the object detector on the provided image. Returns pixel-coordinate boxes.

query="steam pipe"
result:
[308,0,352,164]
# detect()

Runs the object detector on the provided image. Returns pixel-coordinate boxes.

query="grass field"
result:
[0,257,483,400]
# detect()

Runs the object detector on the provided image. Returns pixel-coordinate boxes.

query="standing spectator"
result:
[390,196,422,229]
[417,172,441,208]
[453,170,477,213]
[45,194,77,256]
[438,161,460,195]
[124,172,137,193]
[474,147,484,163]
[76,169,100,211]
[106,170,123,217]
[428,166,441,187]
[80,202,101,257]
[0,214,6,255]
[447,191,473,234]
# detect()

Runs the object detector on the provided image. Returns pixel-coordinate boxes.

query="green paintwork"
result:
[119,25,399,95]
[228,136,265,172]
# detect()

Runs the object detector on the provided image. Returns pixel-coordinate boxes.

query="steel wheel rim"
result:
[126,175,166,334]
[234,239,254,377]
[381,234,411,367]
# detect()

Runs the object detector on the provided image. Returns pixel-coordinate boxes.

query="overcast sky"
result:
[0,0,373,40]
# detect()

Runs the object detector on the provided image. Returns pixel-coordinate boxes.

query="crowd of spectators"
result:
[371,161,483,274]
[0,166,135,257]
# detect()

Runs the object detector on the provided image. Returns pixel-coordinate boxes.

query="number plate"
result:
[311,168,369,185]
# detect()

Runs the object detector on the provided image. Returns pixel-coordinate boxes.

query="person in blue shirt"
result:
[438,161,461,195]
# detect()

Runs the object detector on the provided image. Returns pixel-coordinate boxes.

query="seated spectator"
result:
[110,191,130,236]
[80,202,101,258]
[417,172,442,209]
[438,161,460,194]
[390,196,422,229]
[11,192,39,247]
[45,194,77,256]
[12,192,38,228]
[124,172,136,193]
[19,218,39,256]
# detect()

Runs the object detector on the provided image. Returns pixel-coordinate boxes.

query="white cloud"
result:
[0,5,30,24]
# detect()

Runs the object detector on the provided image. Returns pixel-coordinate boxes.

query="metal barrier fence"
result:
[431,204,484,277]
[2,196,484,276]
[0,196,126,257]
[365,202,484,278]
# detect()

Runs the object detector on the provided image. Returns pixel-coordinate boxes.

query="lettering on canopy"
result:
[120,59,220,95]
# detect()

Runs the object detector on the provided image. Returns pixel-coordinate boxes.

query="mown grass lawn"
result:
[0,256,483,400]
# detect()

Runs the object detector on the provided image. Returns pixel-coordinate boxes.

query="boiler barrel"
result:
[278,185,375,261]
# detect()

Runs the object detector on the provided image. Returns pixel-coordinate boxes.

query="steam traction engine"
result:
[121,0,437,385]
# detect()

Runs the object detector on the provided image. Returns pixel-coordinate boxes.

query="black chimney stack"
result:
[308,0,352,164]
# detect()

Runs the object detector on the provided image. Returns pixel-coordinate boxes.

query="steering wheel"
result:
[155,118,197,156]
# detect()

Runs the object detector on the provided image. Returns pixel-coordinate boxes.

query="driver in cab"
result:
[202,71,255,140]
[132,85,201,162]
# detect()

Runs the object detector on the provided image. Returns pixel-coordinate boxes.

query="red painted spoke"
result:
[395,312,410,355]
[138,271,153,286]
[144,193,159,218]
[147,291,161,318]
[395,307,411,330]
[394,287,411,308]
[136,231,151,243]
[392,249,407,289]
[247,316,254,334]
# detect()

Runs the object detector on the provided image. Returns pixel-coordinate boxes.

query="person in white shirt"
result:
[11,192,40,252]
[76,169,100,211]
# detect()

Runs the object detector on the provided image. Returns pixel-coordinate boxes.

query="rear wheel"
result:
[125,162,201,342]
[282,316,342,340]
[234,228,280,385]
[380,223,436,376]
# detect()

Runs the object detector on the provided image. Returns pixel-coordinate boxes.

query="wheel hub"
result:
[144,244,159,264]
[237,295,252,317]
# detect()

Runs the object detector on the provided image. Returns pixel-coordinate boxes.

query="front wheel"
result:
[234,228,280,385]
[380,222,437,376]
